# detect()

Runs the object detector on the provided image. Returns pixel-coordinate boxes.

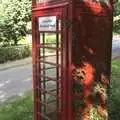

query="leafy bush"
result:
[0,0,31,45]
[0,45,31,64]
[113,0,120,34]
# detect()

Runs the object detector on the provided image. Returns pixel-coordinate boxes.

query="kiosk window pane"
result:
[37,16,62,119]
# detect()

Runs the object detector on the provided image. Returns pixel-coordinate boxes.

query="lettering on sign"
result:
[38,16,56,32]
[37,0,54,3]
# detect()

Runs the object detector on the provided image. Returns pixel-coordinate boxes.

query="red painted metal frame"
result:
[32,0,113,120]
[32,1,72,119]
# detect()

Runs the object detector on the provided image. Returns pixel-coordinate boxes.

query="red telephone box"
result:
[32,0,113,120]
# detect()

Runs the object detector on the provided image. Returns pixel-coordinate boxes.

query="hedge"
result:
[0,45,31,64]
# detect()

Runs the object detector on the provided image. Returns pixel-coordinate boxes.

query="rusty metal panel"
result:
[75,1,113,16]
[72,2,113,120]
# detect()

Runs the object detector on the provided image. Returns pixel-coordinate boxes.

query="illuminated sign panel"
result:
[38,16,56,31]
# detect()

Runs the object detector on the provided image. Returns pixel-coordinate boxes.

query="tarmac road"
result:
[0,64,32,103]
[112,40,120,59]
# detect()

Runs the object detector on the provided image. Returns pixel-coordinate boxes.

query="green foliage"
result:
[113,0,120,34]
[45,33,56,44]
[113,19,120,34]
[0,0,31,45]
[0,45,31,63]
[113,0,120,17]
[90,107,105,120]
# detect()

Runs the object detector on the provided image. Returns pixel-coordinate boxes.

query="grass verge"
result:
[108,59,120,120]
[0,91,33,120]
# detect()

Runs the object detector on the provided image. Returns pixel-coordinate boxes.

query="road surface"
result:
[112,40,120,59]
[0,64,32,103]
[0,40,120,103]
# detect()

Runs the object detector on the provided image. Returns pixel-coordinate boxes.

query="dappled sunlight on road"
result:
[0,91,6,102]
[0,80,12,102]
[0,83,5,88]
[23,77,31,82]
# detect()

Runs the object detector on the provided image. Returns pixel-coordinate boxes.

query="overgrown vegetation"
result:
[0,45,31,64]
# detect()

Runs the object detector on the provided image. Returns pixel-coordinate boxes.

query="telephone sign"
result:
[38,16,56,31]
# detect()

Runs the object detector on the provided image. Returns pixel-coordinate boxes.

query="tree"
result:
[113,0,120,34]
[0,0,31,46]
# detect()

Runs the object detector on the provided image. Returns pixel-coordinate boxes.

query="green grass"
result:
[0,91,55,120]
[108,59,120,120]
[0,59,120,120]
[0,91,33,120]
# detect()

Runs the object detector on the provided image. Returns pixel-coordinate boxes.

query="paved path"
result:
[0,40,120,103]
